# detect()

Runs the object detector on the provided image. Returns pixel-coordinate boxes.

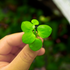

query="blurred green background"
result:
[0,0,70,70]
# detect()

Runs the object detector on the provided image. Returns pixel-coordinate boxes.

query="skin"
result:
[0,32,45,70]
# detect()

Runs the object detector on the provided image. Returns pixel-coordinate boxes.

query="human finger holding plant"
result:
[0,19,52,70]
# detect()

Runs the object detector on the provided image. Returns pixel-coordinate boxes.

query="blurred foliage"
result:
[0,0,70,70]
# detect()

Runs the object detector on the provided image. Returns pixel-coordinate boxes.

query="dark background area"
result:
[0,0,70,70]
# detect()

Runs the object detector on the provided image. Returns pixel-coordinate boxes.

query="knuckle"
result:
[19,51,34,63]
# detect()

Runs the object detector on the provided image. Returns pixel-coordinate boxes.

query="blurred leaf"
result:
[29,7,36,14]
[47,63,58,70]
[53,43,66,53]
[43,40,54,47]
[0,9,5,21]
[35,56,45,68]
[67,37,70,53]
[59,25,67,36]
[0,27,4,38]
[37,10,43,17]
[51,21,59,40]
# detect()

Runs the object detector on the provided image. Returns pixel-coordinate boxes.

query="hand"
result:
[0,32,45,70]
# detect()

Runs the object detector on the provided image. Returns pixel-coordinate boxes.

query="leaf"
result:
[22,32,36,44]
[29,38,42,51]
[21,21,35,32]
[37,25,52,38]
[31,19,39,25]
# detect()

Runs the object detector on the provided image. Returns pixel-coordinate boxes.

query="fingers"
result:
[0,54,15,62]
[0,32,45,70]
[11,46,20,54]
[5,45,45,70]
[0,62,9,69]
[37,48,45,56]
[0,32,43,55]
[0,32,26,55]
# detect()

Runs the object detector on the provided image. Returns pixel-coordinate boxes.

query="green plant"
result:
[21,19,52,51]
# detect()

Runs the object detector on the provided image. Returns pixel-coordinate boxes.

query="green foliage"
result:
[53,43,66,53]
[22,32,36,44]
[51,21,59,40]
[47,63,58,70]
[43,40,54,47]
[0,9,5,21]
[21,19,52,51]
[35,55,45,68]
[21,21,35,32]
[37,25,52,38]
[29,38,42,51]
[31,19,39,25]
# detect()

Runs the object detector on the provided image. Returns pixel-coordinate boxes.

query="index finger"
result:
[0,32,25,55]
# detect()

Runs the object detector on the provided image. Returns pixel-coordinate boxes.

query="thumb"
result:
[6,44,40,70]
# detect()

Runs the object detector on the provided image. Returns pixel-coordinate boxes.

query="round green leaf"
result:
[21,21,35,32]
[22,32,36,44]
[29,38,42,51]
[37,25,52,38]
[31,19,39,25]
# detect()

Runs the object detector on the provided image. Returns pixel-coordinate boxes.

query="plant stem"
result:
[33,28,37,37]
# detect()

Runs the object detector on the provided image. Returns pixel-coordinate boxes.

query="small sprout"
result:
[21,19,52,51]
[31,19,39,25]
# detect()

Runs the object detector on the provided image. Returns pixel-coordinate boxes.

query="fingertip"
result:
[37,48,45,56]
